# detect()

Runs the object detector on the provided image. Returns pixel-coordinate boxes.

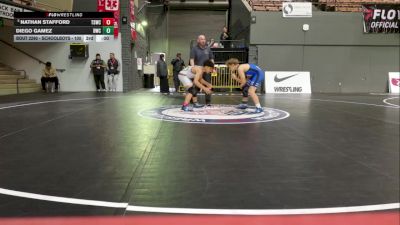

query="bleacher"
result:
[246,0,400,12]
[10,0,64,11]
[318,0,399,12]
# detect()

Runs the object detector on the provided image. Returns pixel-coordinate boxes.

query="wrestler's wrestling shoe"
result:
[181,105,193,112]
[255,107,264,113]
[193,103,205,108]
[236,103,248,109]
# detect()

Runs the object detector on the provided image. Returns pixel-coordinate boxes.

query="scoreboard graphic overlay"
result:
[14,12,115,43]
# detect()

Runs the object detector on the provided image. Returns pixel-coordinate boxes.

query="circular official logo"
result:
[283,4,294,15]
[138,105,290,124]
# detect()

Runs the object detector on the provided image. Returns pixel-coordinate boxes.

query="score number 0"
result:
[102,18,115,26]
[102,18,115,35]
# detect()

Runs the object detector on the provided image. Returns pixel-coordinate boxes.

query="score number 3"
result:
[105,0,119,11]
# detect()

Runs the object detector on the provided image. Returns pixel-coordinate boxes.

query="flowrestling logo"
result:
[363,5,400,33]
[138,105,290,124]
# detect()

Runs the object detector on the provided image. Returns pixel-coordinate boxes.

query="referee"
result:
[190,34,215,106]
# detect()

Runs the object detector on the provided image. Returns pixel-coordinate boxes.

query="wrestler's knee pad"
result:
[242,84,249,98]
[187,86,199,97]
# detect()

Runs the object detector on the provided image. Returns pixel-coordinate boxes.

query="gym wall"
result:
[148,8,226,64]
[73,0,149,91]
[250,11,400,93]
[0,25,123,92]
[229,0,251,44]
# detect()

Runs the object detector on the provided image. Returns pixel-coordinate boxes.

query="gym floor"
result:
[0,91,398,219]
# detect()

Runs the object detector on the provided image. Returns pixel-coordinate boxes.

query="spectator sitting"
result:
[41,62,59,92]
[212,42,221,48]
[208,38,216,48]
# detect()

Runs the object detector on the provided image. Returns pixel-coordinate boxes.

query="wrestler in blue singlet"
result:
[245,64,264,87]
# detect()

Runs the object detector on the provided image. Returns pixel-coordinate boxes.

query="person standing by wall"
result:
[107,53,120,92]
[171,53,185,92]
[220,26,231,48]
[157,54,169,94]
[90,53,107,92]
[190,34,214,106]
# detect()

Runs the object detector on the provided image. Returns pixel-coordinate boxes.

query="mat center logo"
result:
[139,105,290,124]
